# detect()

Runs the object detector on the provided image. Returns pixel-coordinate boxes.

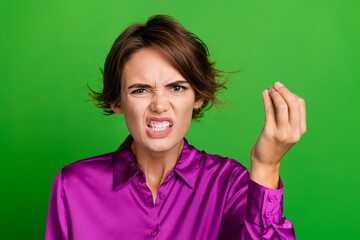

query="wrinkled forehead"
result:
[121,48,187,88]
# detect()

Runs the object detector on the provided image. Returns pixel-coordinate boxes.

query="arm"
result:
[221,168,295,239]
[44,169,71,240]
[249,81,306,191]
[222,82,306,239]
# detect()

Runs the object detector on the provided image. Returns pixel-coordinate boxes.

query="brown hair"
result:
[87,14,239,120]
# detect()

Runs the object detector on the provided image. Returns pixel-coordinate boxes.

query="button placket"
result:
[268,195,276,203]
[264,211,272,226]
[146,194,154,206]
[159,192,166,199]
[150,225,160,237]
[151,228,158,236]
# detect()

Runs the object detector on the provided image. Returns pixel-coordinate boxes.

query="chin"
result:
[146,137,177,152]
[143,133,182,152]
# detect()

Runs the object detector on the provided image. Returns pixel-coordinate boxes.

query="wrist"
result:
[250,158,280,189]
[250,155,281,172]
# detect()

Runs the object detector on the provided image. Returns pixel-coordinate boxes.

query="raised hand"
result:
[250,81,307,189]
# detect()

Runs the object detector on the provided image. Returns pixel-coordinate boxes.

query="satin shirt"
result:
[45,134,295,239]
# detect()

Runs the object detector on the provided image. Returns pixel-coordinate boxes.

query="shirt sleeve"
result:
[44,169,71,240]
[221,168,295,239]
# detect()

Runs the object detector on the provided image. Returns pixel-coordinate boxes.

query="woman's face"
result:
[111,47,203,153]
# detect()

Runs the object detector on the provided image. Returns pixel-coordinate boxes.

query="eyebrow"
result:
[127,80,189,90]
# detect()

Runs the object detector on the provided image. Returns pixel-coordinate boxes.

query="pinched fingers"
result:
[273,82,306,138]
[262,82,306,143]
[268,86,291,130]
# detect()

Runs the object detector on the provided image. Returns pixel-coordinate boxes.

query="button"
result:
[269,195,276,203]
[159,192,166,199]
[147,195,153,201]
[265,212,271,218]
[151,229,158,236]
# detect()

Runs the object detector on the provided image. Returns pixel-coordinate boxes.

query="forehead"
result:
[121,47,186,85]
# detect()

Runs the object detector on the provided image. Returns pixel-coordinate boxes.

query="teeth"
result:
[148,121,172,131]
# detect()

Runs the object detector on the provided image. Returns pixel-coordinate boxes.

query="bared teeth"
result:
[147,121,172,131]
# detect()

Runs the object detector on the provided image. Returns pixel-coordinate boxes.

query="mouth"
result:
[146,117,174,137]
[147,120,173,131]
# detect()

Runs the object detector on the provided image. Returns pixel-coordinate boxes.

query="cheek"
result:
[175,101,194,135]
[173,95,195,119]
[122,98,147,128]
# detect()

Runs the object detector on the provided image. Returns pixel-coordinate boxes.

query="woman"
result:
[45,14,306,239]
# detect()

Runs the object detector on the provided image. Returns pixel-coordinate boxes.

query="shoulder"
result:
[199,153,254,217]
[199,149,249,179]
[195,148,251,204]
[55,151,115,183]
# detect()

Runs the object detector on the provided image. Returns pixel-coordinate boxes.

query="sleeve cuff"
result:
[246,176,284,228]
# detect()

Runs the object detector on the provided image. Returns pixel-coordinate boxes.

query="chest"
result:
[66,173,229,240]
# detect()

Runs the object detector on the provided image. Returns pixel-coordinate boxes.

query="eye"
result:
[131,89,147,94]
[171,85,187,92]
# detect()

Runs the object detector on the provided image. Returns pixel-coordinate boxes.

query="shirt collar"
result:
[112,134,201,191]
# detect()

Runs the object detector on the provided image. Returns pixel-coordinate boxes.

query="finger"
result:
[273,82,301,131]
[262,89,276,130]
[268,86,289,130]
[298,98,307,135]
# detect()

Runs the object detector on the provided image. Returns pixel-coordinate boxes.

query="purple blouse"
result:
[45,134,295,239]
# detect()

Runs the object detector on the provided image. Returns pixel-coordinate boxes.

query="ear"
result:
[111,101,124,115]
[193,98,204,109]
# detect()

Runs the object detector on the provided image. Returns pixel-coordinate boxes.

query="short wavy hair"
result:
[87,14,238,120]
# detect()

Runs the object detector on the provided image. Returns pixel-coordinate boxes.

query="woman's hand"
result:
[250,81,307,189]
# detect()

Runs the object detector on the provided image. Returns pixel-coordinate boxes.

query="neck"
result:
[130,138,184,188]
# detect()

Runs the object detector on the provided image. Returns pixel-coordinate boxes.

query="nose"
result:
[150,91,169,113]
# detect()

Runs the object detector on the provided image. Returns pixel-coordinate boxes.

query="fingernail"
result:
[264,89,269,95]
[275,82,284,88]
[269,87,276,92]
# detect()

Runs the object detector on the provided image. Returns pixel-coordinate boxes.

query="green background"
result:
[1,0,359,239]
